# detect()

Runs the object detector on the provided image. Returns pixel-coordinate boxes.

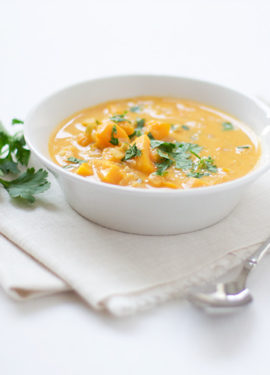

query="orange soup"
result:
[49,97,261,189]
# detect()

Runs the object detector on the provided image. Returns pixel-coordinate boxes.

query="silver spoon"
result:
[187,237,270,313]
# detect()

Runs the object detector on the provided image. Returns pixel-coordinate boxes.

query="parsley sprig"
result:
[0,120,50,202]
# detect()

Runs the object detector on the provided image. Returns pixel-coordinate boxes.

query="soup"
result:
[49,97,261,189]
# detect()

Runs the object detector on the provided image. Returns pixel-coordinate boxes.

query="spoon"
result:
[188,237,270,313]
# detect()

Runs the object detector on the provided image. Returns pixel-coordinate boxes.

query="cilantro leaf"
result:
[181,125,190,130]
[129,129,142,140]
[67,157,85,164]
[222,122,234,131]
[128,118,146,140]
[236,145,251,150]
[110,112,131,124]
[122,144,142,161]
[0,126,30,174]
[0,168,50,203]
[0,157,19,174]
[187,156,217,178]
[135,118,145,129]
[147,132,155,140]
[110,125,119,146]
[130,106,141,113]
[11,118,24,125]
[155,159,173,176]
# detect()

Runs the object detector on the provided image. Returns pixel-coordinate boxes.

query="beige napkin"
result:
[0,161,269,315]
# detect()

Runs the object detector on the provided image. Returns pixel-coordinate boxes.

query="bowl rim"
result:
[24,74,270,197]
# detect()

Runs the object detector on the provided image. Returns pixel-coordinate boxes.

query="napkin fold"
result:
[1,162,269,315]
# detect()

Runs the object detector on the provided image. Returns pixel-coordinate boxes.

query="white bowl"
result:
[24,75,270,235]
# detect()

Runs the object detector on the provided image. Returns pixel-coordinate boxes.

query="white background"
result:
[1,0,270,374]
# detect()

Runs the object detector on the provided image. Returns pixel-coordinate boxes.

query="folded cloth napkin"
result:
[0,157,269,316]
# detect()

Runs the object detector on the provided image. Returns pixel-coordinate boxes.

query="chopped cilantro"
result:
[128,118,145,139]
[0,125,30,174]
[222,122,234,131]
[187,156,217,178]
[96,119,101,125]
[149,139,216,177]
[129,129,142,139]
[0,120,50,203]
[147,132,155,140]
[67,157,85,165]
[155,159,173,176]
[110,112,131,124]
[135,118,145,129]
[181,125,190,130]
[0,168,50,203]
[130,106,141,113]
[110,125,119,145]
[11,118,24,125]
[236,145,251,150]
[122,144,142,161]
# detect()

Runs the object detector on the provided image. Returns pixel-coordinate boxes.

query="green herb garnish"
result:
[0,125,30,174]
[11,118,24,125]
[110,112,130,124]
[222,122,234,131]
[110,125,119,145]
[122,144,142,161]
[67,157,85,165]
[128,118,146,139]
[129,130,142,139]
[130,106,141,113]
[187,155,217,178]
[236,145,251,150]
[150,139,216,177]
[0,168,50,203]
[182,125,190,130]
[147,132,155,140]
[0,121,50,202]
[135,118,145,129]
[155,159,173,176]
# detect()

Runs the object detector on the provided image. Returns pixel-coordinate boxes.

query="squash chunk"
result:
[93,160,124,184]
[147,120,170,139]
[77,134,93,147]
[133,135,155,174]
[147,174,178,189]
[95,123,129,149]
[118,122,135,136]
[76,162,93,177]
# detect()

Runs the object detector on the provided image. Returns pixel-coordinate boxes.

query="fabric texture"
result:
[0,162,270,315]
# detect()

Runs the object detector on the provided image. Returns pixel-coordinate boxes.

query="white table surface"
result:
[1,0,270,373]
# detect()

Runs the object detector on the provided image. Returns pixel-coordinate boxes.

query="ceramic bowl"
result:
[24,75,270,235]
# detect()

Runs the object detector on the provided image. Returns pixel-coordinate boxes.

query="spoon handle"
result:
[245,237,270,269]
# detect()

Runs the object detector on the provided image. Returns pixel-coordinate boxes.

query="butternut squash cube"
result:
[76,162,93,177]
[93,160,124,184]
[133,135,155,174]
[77,134,93,147]
[118,122,135,136]
[146,120,170,139]
[95,123,129,149]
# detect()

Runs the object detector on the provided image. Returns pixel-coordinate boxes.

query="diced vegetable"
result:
[146,120,170,139]
[93,160,124,184]
[76,162,93,177]
[132,135,155,174]
[95,123,129,149]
